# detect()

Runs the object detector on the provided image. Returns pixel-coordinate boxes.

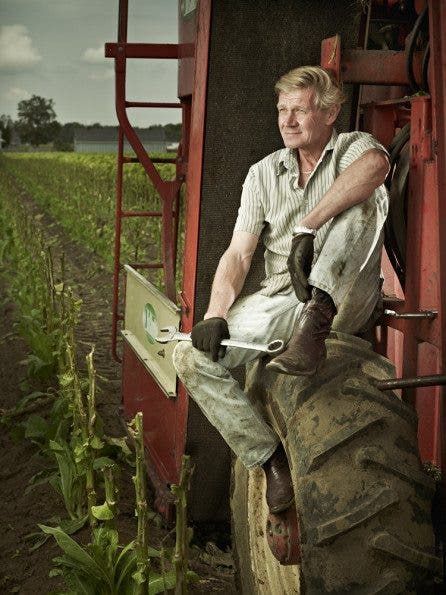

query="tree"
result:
[53,121,82,151]
[16,95,61,146]
[0,114,13,147]
[164,123,181,141]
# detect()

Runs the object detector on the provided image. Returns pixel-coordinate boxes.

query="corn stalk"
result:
[171,455,192,595]
[85,348,98,525]
[129,412,149,593]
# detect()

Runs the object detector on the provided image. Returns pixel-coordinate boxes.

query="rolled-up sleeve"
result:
[233,167,265,236]
[338,132,389,172]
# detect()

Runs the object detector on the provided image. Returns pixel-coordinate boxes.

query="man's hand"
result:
[287,232,315,302]
[191,317,230,362]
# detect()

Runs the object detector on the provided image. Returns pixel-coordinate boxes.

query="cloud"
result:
[0,25,41,71]
[4,87,31,101]
[88,69,114,81]
[82,45,106,64]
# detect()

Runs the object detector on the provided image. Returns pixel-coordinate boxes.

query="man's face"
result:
[277,87,337,151]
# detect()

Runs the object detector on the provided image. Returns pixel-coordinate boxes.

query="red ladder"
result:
[106,0,188,361]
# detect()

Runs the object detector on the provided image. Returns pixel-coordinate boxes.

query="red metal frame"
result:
[173,0,213,480]
[321,0,445,474]
[109,0,445,536]
[428,0,446,479]
[106,1,184,362]
[107,0,213,500]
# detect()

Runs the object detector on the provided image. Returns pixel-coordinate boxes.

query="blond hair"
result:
[275,66,346,110]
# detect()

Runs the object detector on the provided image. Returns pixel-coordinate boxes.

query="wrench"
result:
[156,325,284,354]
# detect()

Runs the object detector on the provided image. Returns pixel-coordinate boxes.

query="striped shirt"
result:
[234,129,389,296]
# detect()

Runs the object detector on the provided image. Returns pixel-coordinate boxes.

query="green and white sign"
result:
[143,302,158,345]
[123,266,181,398]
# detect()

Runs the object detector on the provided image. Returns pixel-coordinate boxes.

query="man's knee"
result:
[172,341,196,379]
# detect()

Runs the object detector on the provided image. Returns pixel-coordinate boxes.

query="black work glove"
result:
[287,232,315,303]
[191,317,230,362]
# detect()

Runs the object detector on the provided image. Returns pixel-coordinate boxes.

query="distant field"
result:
[0,152,183,291]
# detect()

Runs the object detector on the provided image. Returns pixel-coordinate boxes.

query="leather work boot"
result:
[263,444,294,513]
[266,287,337,376]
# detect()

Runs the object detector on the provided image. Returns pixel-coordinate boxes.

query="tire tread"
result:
[309,483,399,546]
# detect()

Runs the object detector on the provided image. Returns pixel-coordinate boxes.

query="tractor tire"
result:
[231,332,441,594]
[231,457,300,594]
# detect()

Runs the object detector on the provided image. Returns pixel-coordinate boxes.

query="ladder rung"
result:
[126,101,182,108]
[123,156,177,164]
[105,42,179,60]
[121,210,162,218]
[128,263,164,270]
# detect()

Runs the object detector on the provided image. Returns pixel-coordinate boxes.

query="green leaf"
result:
[91,502,114,521]
[38,524,110,585]
[62,570,97,595]
[59,515,88,534]
[25,532,50,552]
[93,456,116,470]
[147,546,161,558]
[186,569,200,584]
[13,390,48,412]
[132,569,146,585]
[148,570,176,595]
[115,542,136,590]
[59,372,74,387]
[90,435,104,450]
[105,436,132,456]
[94,526,119,550]
[73,442,88,463]
[49,439,65,452]
[26,468,58,494]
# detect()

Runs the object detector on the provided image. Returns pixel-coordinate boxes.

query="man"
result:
[173,66,389,513]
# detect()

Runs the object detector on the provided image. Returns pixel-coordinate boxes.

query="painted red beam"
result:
[321,37,422,86]
[428,0,446,479]
[123,157,177,164]
[341,49,422,85]
[126,101,182,108]
[128,262,163,269]
[105,42,179,59]
[121,210,162,218]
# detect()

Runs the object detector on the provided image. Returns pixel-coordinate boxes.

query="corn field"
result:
[0,152,229,594]
[0,152,184,292]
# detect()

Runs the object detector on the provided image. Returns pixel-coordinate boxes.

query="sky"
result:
[0,0,180,127]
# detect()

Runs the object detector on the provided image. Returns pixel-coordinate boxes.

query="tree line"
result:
[0,95,181,151]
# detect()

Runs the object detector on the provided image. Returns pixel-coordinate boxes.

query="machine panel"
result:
[122,265,180,397]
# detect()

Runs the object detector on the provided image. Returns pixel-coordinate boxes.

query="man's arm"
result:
[299,148,389,230]
[204,230,259,320]
[288,148,390,302]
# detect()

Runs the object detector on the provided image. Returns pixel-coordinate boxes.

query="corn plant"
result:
[128,412,150,592]
[0,175,68,379]
[0,152,185,293]
[41,414,198,594]
[0,152,175,272]
[171,456,192,595]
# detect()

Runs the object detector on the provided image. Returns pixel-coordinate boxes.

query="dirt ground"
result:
[0,175,237,594]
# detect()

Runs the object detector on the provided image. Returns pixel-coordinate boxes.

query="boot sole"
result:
[268,495,295,514]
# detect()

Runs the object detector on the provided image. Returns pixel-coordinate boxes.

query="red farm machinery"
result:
[106,1,446,592]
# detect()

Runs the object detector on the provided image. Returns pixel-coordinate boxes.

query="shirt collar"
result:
[276,128,338,176]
